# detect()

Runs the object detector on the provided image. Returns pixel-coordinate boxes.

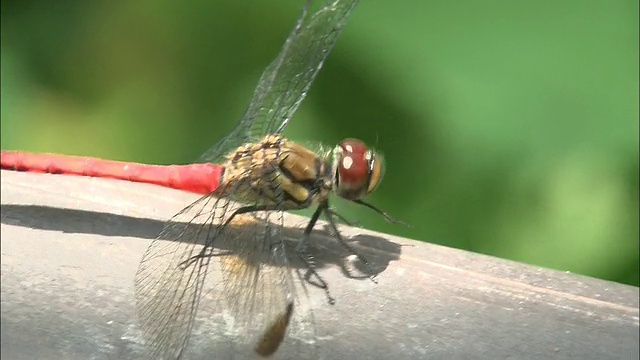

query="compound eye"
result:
[336,139,383,200]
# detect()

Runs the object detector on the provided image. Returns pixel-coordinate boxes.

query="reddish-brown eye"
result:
[336,139,383,200]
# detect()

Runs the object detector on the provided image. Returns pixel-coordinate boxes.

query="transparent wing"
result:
[199,0,361,164]
[134,160,316,358]
[134,193,230,360]
[213,210,299,357]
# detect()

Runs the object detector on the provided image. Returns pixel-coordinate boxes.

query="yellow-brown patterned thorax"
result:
[216,135,333,210]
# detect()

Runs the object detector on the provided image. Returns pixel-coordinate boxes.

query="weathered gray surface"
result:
[1,170,638,360]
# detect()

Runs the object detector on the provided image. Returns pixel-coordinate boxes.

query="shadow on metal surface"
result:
[0,203,401,278]
[2,170,638,360]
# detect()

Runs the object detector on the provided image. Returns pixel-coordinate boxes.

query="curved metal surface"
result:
[1,170,638,359]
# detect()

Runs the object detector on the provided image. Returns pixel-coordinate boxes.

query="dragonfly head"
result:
[332,139,384,201]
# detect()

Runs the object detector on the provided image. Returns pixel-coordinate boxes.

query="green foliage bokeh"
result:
[1,0,638,286]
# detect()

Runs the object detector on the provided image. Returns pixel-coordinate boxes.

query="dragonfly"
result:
[3,0,400,358]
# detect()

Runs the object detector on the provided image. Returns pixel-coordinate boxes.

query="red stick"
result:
[1,151,223,195]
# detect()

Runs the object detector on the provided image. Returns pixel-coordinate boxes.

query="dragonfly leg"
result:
[352,199,408,227]
[178,205,282,269]
[325,207,359,227]
[221,204,281,229]
[323,208,378,284]
[297,203,335,304]
[177,246,215,270]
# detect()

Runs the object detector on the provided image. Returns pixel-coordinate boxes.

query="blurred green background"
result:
[1,0,638,286]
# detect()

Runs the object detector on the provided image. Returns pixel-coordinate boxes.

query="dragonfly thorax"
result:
[331,139,384,201]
